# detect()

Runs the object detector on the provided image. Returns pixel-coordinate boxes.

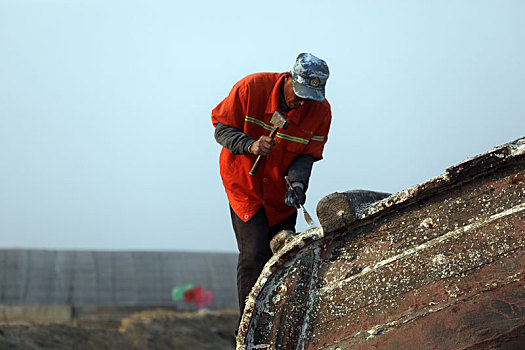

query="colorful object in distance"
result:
[184,285,203,303]
[195,289,213,308]
[171,284,214,308]
[171,284,193,301]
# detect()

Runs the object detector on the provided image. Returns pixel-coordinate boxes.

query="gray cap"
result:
[291,53,329,102]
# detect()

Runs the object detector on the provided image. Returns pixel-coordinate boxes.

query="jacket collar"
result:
[265,73,288,115]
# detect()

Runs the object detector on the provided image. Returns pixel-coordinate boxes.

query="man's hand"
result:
[285,184,306,208]
[249,136,278,157]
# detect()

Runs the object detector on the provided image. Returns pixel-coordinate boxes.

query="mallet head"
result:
[270,111,289,130]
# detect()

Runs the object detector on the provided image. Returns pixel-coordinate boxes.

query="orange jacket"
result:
[212,72,331,226]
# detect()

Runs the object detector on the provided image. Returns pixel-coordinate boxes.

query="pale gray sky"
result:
[1,0,524,252]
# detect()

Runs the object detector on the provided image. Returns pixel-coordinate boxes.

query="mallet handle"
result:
[249,126,279,176]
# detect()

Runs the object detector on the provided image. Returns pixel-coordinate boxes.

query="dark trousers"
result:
[230,206,297,314]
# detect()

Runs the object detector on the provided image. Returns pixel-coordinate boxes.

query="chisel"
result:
[284,176,315,228]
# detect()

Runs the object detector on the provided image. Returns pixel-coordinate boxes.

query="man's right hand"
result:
[249,136,278,157]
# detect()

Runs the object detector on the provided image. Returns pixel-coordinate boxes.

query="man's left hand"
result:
[285,185,306,207]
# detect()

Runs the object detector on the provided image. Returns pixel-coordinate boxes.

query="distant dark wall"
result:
[0,250,237,310]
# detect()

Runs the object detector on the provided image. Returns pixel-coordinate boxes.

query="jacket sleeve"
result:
[287,154,314,187]
[214,123,255,155]
[304,104,332,161]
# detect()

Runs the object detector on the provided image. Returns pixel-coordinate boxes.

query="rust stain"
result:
[509,173,525,185]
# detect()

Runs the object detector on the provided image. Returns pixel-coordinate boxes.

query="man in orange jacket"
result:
[212,53,332,315]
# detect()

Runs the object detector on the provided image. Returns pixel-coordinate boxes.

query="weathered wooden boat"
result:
[236,137,525,349]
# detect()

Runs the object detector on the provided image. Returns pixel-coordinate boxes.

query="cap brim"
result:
[293,80,325,102]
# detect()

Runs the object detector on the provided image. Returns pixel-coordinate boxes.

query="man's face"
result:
[283,75,312,110]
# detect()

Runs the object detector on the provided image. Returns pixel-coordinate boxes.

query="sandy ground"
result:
[0,309,239,350]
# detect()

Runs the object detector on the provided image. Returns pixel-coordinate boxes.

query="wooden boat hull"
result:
[237,138,525,349]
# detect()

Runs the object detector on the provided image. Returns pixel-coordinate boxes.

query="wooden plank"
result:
[310,221,524,348]
[245,249,317,349]
[319,276,524,350]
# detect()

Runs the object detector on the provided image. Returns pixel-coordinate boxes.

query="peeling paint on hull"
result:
[237,137,525,349]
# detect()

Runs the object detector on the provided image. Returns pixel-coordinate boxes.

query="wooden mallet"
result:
[249,111,289,176]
